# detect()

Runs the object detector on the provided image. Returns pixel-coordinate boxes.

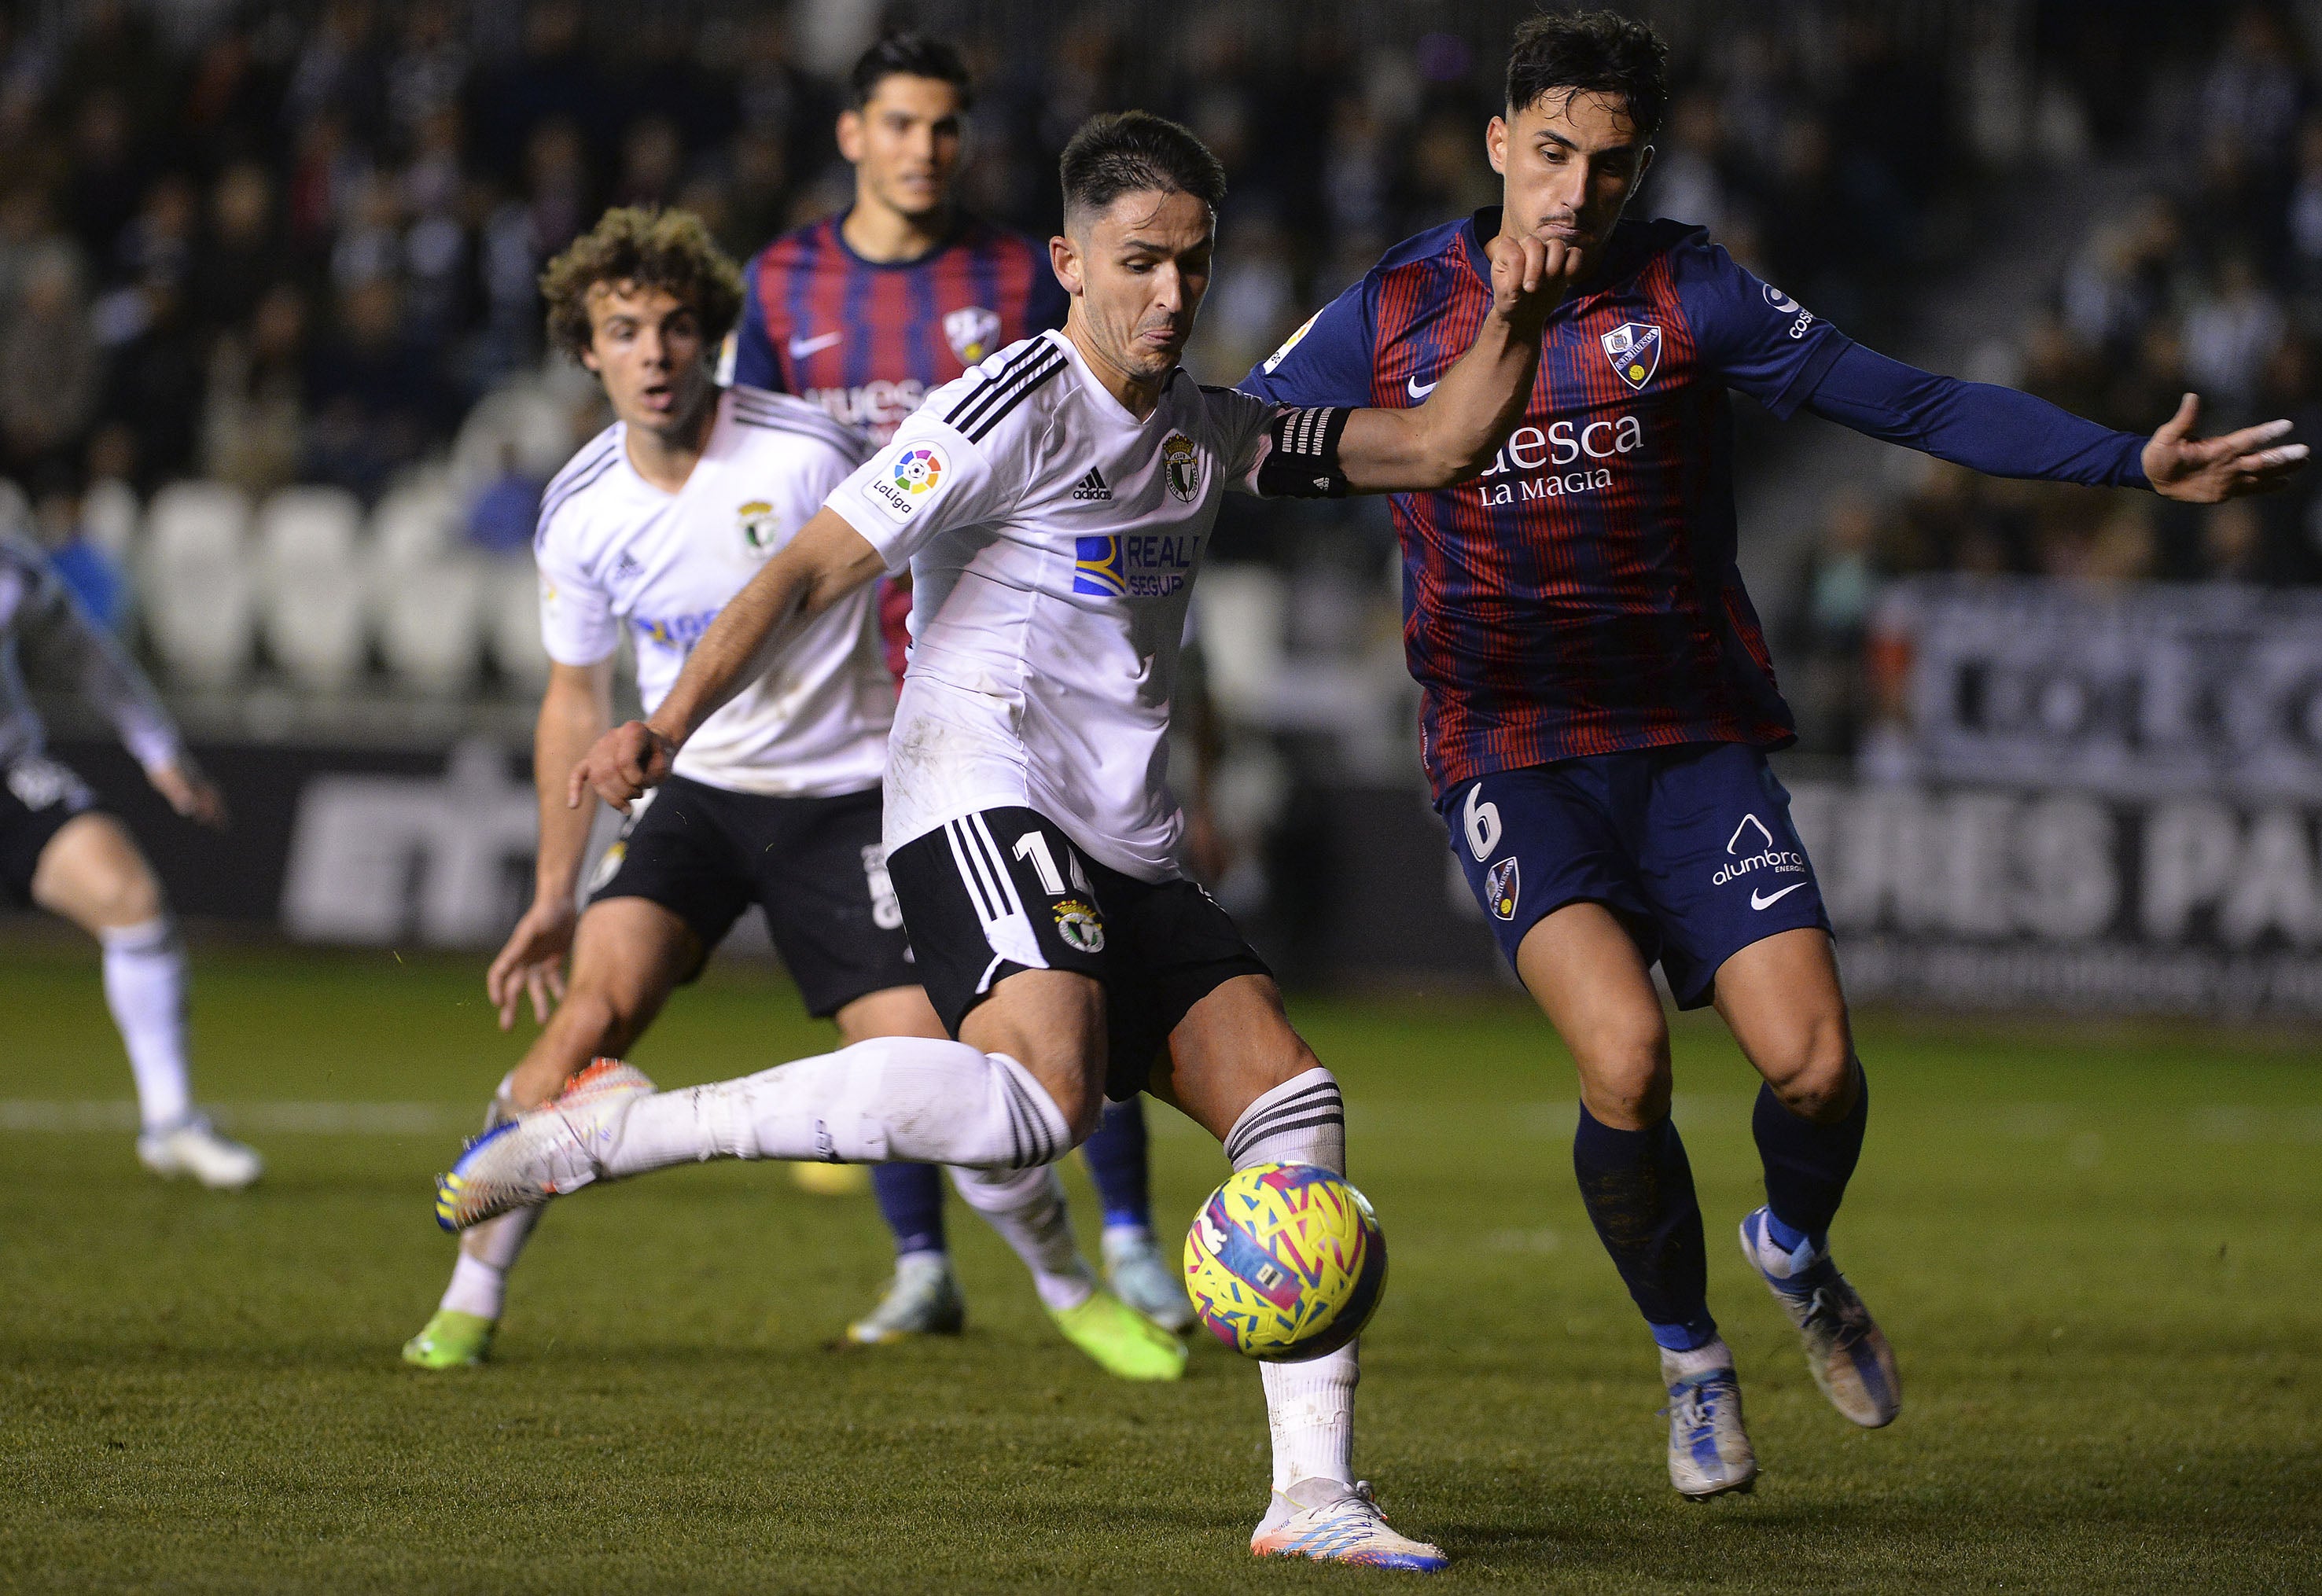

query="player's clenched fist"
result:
[569,719,678,812]
[1485,230,1584,335]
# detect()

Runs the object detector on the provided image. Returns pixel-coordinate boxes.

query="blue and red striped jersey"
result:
[734,213,1069,445]
[734,211,1069,679]
[1242,209,1849,800]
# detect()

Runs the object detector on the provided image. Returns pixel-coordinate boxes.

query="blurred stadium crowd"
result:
[2,2,2319,747]
[1784,3,2322,754]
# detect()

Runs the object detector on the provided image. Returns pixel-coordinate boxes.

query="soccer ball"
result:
[1183,1162,1387,1360]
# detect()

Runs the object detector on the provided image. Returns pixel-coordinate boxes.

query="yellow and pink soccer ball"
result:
[1183,1162,1387,1360]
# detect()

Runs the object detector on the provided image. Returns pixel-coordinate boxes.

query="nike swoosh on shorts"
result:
[1406,375,1438,399]
[1750,882,1807,910]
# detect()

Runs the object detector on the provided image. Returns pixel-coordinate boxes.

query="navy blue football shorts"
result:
[1437,741,1831,1009]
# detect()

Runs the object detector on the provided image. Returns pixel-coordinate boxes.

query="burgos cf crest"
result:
[944,306,1001,365]
[737,498,780,552]
[1600,322,1661,391]
[1485,856,1521,920]
[1162,431,1201,502]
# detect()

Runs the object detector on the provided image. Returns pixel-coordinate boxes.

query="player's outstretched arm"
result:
[2140,392,2308,502]
[1801,344,2308,497]
[491,657,613,1028]
[1332,231,1579,492]
[569,509,884,812]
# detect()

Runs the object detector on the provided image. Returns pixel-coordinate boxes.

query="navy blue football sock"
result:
[1572,1102,1717,1351]
[872,1161,948,1258]
[1752,1062,1868,1254]
[1081,1098,1153,1232]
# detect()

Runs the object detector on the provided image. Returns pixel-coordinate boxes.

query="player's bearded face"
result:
[1064,189,1215,384]
[580,283,714,436]
[1489,90,1650,258]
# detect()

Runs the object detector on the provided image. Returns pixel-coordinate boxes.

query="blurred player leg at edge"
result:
[403,208,1163,1381]
[0,518,259,1190]
[723,31,1187,1342]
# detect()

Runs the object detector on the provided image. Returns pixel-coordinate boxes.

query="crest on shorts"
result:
[1054,897,1106,953]
[1162,432,1201,502]
[738,499,781,553]
[944,306,1002,365]
[1485,856,1521,921]
[1600,322,1661,390]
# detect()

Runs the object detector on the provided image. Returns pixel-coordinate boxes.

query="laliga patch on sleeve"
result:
[1261,311,1319,375]
[861,441,951,524]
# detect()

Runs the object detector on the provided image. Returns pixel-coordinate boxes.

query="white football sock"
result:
[949,1164,1095,1311]
[443,1076,541,1310]
[602,1037,1073,1177]
[1661,1337,1736,1381]
[1229,1067,1356,1492]
[101,918,192,1132]
[1101,1221,1155,1256]
[440,1254,506,1319]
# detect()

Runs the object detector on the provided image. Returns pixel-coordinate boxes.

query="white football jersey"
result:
[825,330,1275,881]
[536,385,892,798]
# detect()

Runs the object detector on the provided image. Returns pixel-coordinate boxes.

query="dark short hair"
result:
[850,31,973,111]
[1505,9,1670,141]
[1058,111,1227,229]
[539,207,744,361]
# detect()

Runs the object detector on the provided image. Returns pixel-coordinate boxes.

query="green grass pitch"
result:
[2,934,2316,1593]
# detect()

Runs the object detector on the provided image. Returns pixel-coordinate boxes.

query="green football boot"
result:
[1049,1287,1187,1381]
[402,1308,495,1370]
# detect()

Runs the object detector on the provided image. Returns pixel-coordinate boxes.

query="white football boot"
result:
[1102,1228,1195,1332]
[846,1252,967,1344]
[1739,1207,1901,1428]
[1251,1479,1448,1572]
[434,1060,653,1231]
[1661,1352,1758,1499]
[137,1116,263,1190]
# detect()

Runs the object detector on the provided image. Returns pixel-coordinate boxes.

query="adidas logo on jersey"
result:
[1071,468,1113,502]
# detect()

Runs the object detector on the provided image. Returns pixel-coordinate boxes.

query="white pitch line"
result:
[0,1101,475,1134]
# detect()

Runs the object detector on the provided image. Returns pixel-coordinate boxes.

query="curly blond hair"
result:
[539,207,745,362]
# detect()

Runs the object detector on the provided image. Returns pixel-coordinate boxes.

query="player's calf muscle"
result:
[1154,976,1323,1142]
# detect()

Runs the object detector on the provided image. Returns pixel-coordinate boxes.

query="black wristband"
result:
[1255,405,1353,498]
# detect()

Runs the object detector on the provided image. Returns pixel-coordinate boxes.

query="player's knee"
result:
[1040,1071,1106,1151]
[1573,1023,1673,1127]
[1763,1019,1856,1124]
[87,860,164,929]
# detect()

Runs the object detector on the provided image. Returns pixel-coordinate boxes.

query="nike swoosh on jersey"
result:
[1406,375,1438,399]
[1750,882,1808,910]
[788,330,845,359]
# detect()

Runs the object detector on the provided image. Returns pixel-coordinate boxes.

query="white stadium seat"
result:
[257,487,368,692]
[451,380,573,494]
[370,478,460,570]
[483,556,549,692]
[377,554,485,694]
[142,480,255,688]
[1192,563,1289,719]
[82,477,140,561]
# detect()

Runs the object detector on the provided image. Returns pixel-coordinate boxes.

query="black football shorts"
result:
[1,755,98,906]
[884,806,1271,1100]
[587,775,916,1018]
